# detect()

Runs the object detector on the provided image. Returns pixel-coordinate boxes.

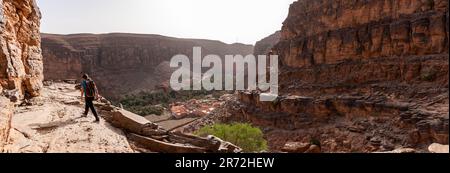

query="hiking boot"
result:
[81,113,88,118]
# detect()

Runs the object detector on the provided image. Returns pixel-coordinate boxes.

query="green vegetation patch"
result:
[119,90,226,116]
[195,123,268,152]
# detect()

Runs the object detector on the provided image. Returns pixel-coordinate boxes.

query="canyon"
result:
[41,33,254,100]
[228,0,449,152]
[1,0,449,153]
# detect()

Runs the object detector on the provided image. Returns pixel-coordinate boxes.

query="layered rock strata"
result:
[233,0,449,152]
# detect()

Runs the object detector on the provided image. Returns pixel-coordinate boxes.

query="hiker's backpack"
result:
[84,80,97,97]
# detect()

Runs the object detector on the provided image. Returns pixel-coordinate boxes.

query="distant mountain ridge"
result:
[253,31,281,55]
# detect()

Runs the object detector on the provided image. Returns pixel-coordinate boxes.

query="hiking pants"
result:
[85,97,99,120]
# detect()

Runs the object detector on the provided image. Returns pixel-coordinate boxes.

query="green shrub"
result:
[195,123,268,152]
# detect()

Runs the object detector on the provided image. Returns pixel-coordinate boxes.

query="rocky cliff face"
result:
[233,0,449,152]
[254,31,281,55]
[0,0,43,98]
[41,33,254,100]
[275,0,448,68]
[1,0,42,152]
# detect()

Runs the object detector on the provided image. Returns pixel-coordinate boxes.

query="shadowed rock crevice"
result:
[254,31,281,56]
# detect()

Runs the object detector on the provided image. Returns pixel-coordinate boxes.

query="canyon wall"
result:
[0,0,42,151]
[234,0,449,152]
[41,33,254,100]
[0,0,43,98]
[254,31,281,55]
[273,0,449,98]
[275,0,448,68]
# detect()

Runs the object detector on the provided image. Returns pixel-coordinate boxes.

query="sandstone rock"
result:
[2,89,19,102]
[207,135,242,153]
[347,125,366,133]
[281,142,311,153]
[108,109,153,134]
[416,118,449,144]
[1,0,43,99]
[428,143,449,153]
[280,0,448,40]
[275,0,448,68]
[63,100,81,105]
[43,80,53,86]
[0,97,13,152]
[378,148,417,153]
[170,99,222,119]
[63,79,77,84]
[99,97,111,105]
[4,82,136,153]
[127,133,209,153]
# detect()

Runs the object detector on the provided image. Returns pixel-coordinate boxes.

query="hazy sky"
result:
[36,0,296,45]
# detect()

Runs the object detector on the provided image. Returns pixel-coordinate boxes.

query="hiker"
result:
[80,74,100,122]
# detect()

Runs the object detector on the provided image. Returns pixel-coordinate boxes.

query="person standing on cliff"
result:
[80,74,100,122]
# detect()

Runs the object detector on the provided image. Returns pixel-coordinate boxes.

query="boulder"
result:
[428,143,449,153]
[171,105,190,119]
[109,109,153,134]
[127,133,209,153]
[102,104,242,153]
[281,142,311,153]
[235,0,448,153]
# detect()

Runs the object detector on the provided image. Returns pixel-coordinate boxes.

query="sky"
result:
[36,0,296,45]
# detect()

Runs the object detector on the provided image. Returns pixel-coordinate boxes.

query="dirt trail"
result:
[4,83,134,153]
